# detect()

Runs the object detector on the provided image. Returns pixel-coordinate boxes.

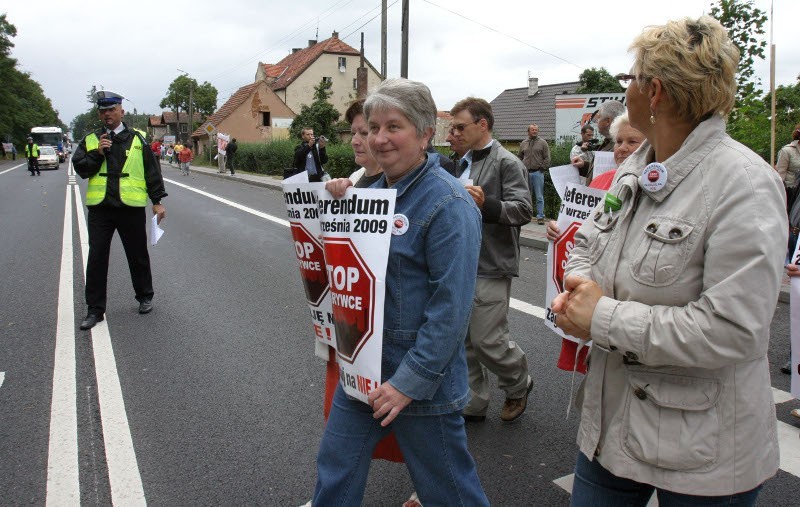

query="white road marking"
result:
[509,297,547,319]
[0,163,27,175]
[46,185,80,505]
[164,177,290,227]
[73,185,146,505]
[778,419,800,477]
[0,372,4,388]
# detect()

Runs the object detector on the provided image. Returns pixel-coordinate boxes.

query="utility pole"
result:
[400,0,409,78]
[178,68,193,145]
[381,0,387,79]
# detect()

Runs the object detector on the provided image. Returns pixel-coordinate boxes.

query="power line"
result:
[420,0,582,70]
[341,0,399,41]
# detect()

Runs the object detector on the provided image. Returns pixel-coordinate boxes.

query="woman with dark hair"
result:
[552,16,786,505]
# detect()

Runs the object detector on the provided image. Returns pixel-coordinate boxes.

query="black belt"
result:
[98,172,129,177]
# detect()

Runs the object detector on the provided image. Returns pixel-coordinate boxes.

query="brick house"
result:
[191,80,296,156]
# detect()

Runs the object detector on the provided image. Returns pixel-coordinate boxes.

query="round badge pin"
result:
[639,162,668,192]
[392,214,409,236]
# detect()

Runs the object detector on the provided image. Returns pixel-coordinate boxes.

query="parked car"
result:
[38,146,60,169]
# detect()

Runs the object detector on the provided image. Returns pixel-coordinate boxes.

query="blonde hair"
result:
[629,16,739,123]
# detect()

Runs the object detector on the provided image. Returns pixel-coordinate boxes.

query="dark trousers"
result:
[28,157,39,173]
[86,206,153,315]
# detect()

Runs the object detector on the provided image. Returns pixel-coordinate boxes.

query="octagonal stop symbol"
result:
[290,223,329,306]
[552,222,581,294]
[323,238,375,363]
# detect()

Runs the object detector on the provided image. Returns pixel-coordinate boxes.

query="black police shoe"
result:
[80,313,104,330]
[138,298,153,314]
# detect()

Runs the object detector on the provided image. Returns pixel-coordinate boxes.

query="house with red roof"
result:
[190,80,295,155]
[256,31,382,116]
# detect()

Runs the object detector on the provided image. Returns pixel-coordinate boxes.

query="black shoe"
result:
[79,313,104,330]
[781,361,792,375]
[36,172,41,175]
[138,298,153,314]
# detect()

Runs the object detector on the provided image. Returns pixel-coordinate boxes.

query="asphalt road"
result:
[1,157,798,506]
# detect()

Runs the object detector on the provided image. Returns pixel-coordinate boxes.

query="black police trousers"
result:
[86,206,153,315]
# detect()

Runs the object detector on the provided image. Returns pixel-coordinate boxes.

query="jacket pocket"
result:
[622,370,721,471]
[628,216,694,286]
[588,211,617,265]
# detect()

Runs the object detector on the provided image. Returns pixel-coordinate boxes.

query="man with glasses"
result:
[450,97,534,423]
[518,124,550,224]
[571,100,625,185]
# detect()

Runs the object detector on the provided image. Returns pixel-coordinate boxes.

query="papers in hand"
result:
[151,215,164,246]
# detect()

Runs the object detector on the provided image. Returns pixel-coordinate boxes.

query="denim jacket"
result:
[374,155,482,415]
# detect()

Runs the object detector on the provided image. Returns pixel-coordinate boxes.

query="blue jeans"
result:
[529,170,544,219]
[314,385,489,506]
[571,452,762,507]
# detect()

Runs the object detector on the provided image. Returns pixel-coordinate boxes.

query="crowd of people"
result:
[60,13,797,506]
[300,15,796,507]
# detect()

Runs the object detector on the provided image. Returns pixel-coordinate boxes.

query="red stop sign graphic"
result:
[290,223,329,306]
[552,222,581,294]
[323,237,375,363]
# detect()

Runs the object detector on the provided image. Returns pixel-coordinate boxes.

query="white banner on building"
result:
[282,183,337,356]
[790,240,800,398]
[544,182,605,344]
[318,188,396,404]
[555,93,627,142]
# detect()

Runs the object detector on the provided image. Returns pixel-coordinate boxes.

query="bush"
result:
[217,139,357,177]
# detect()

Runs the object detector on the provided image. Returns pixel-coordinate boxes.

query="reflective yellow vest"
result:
[85,129,148,207]
[25,143,40,157]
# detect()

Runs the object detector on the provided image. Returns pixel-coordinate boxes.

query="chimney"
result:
[332,31,339,39]
[292,48,302,53]
[528,77,539,97]
[308,40,317,48]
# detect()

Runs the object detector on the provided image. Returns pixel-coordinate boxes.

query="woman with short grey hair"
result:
[315,78,488,506]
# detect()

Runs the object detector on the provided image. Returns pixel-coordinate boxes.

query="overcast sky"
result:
[5,0,799,131]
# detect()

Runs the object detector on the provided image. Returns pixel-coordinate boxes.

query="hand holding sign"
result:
[551,275,602,340]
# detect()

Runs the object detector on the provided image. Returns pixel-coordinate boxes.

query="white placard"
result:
[592,151,615,178]
[317,188,396,404]
[549,164,581,200]
[544,182,606,344]
[791,240,800,398]
[283,182,338,355]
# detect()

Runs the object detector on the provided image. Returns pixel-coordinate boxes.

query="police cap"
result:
[94,90,124,110]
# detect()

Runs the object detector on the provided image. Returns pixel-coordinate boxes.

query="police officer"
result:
[72,91,168,330]
[25,136,40,176]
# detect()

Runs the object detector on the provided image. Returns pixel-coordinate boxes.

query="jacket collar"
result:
[469,139,497,184]
[617,114,727,203]
[378,153,435,198]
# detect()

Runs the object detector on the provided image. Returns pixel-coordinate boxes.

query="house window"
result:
[180,124,188,133]
[323,76,332,85]
[338,57,347,70]
[263,112,271,127]
[353,78,358,90]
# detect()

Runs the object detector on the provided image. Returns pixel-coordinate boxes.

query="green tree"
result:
[574,67,624,94]
[0,14,63,146]
[159,75,218,128]
[709,0,768,105]
[289,79,341,142]
[726,77,800,161]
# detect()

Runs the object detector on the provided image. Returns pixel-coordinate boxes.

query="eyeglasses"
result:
[615,73,646,89]
[449,119,480,134]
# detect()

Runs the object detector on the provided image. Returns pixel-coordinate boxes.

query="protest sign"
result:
[544,182,605,344]
[282,182,337,355]
[549,164,581,200]
[317,187,396,404]
[592,151,615,178]
[791,240,800,398]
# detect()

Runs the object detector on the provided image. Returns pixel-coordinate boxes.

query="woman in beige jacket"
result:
[551,16,786,505]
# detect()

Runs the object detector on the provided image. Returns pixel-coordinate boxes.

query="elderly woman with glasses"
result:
[314,78,489,506]
[551,16,786,505]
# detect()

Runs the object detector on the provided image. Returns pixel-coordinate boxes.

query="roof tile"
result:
[491,82,580,142]
[264,34,360,91]
[192,81,261,137]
